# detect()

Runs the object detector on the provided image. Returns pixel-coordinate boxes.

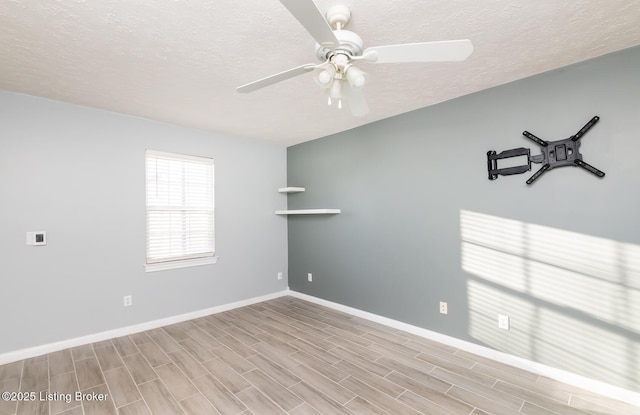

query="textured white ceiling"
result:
[1,1,639,146]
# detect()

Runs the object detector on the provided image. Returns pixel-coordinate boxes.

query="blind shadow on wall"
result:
[460,210,639,392]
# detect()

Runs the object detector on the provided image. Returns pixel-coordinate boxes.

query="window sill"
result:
[144,256,219,273]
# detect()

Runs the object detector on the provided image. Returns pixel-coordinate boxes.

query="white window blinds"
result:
[145,150,214,265]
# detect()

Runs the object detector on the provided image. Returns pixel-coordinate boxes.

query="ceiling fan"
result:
[236,0,474,117]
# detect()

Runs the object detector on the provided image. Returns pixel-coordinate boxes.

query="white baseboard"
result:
[288,290,640,407]
[0,290,288,366]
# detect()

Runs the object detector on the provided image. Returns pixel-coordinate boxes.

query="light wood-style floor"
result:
[0,296,637,415]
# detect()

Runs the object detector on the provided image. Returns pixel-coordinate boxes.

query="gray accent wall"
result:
[287,46,640,391]
[0,90,288,354]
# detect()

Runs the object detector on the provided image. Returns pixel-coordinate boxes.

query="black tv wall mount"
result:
[487,116,605,185]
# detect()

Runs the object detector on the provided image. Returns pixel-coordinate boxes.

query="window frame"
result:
[144,149,217,272]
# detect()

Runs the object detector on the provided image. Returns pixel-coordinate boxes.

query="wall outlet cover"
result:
[498,315,510,330]
[439,301,448,315]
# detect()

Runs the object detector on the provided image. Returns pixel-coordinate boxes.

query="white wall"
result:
[0,90,288,354]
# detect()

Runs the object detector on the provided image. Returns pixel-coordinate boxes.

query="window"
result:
[145,150,216,271]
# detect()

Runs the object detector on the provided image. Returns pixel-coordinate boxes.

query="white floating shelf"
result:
[278,187,306,193]
[275,209,340,215]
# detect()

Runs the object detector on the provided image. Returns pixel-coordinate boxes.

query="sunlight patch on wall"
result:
[461,209,640,391]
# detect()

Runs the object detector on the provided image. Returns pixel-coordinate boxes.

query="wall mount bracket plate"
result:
[487,116,605,185]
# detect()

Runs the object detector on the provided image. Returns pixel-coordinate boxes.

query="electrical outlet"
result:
[308,273,313,282]
[498,315,510,330]
[439,301,448,315]
[277,272,283,280]
[123,295,132,307]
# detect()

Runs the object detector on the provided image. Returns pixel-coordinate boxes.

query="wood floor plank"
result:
[334,360,406,398]
[210,345,256,374]
[184,327,222,349]
[332,347,393,377]
[386,371,473,415]
[48,350,74,378]
[344,396,390,415]
[103,366,141,408]
[236,386,287,415]
[129,333,153,346]
[201,358,251,394]
[569,394,638,415]
[397,390,460,415]
[321,325,374,348]
[225,310,268,335]
[15,394,48,415]
[520,401,570,415]
[79,384,117,415]
[225,326,261,346]
[111,336,139,358]
[287,364,356,405]
[121,353,157,385]
[290,351,349,383]
[218,334,260,359]
[242,369,303,411]
[430,366,497,391]
[0,376,19,415]
[415,350,476,370]
[20,356,48,392]
[288,402,322,415]
[162,324,191,342]
[117,400,152,415]
[288,319,335,340]
[447,376,525,411]
[138,379,183,415]
[339,375,420,415]
[246,354,300,388]
[326,335,382,361]
[94,344,124,372]
[168,349,207,379]
[254,332,299,355]
[179,393,222,415]
[179,337,216,363]
[191,374,247,414]
[148,330,182,354]
[289,381,355,415]
[154,362,198,401]
[289,339,340,365]
[75,357,105,391]
[493,379,570,410]
[0,361,22,382]
[376,356,449,392]
[447,386,519,415]
[250,342,299,370]
[49,372,81,414]
[137,342,171,368]
[71,345,95,362]
[193,320,227,339]
[259,316,299,335]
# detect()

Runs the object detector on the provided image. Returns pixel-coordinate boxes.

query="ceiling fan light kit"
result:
[237,0,474,117]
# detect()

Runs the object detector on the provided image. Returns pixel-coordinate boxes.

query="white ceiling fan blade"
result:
[344,83,369,117]
[279,0,339,47]
[237,64,317,93]
[364,39,473,64]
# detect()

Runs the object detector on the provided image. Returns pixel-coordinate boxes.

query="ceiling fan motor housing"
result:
[315,29,364,61]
